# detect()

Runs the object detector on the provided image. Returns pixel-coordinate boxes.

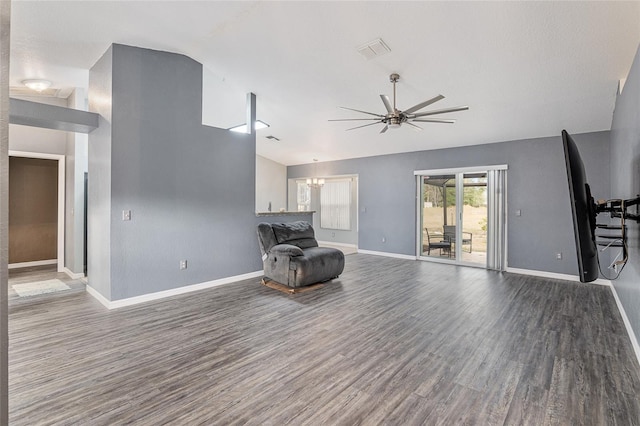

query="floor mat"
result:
[12,279,71,297]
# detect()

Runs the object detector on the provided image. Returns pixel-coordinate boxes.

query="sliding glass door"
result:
[416,166,506,270]
[420,173,457,260]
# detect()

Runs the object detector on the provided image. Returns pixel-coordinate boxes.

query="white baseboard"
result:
[85,285,111,308]
[8,259,57,269]
[608,283,640,369]
[86,270,264,310]
[357,249,416,261]
[317,241,358,249]
[63,267,85,280]
[505,267,611,286]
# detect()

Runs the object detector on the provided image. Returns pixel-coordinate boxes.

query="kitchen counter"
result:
[256,211,315,217]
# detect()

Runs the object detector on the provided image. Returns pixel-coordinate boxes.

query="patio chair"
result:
[425,228,451,257]
[443,225,473,253]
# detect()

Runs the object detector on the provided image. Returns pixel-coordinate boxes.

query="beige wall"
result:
[9,157,58,263]
[256,155,286,212]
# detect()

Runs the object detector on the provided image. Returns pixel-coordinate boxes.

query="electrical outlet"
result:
[122,210,131,221]
[556,252,562,260]
[382,237,386,243]
[180,260,188,270]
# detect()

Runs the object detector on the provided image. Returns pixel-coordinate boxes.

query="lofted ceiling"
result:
[9,1,640,166]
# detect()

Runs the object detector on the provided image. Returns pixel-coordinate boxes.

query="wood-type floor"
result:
[8,265,85,303]
[8,254,640,425]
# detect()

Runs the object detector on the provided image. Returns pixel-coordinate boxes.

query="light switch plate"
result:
[122,210,131,221]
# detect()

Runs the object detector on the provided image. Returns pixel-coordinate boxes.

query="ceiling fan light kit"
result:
[330,73,468,133]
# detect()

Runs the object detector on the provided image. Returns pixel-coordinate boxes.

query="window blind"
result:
[320,180,351,230]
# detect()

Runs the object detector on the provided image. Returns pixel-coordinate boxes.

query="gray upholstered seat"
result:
[257,221,345,288]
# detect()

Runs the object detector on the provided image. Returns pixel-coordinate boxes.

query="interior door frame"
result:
[9,150,65,273]
[415,165,507,268]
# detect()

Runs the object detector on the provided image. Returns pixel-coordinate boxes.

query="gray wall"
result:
[610,43,640,344]
[88,46,113,300]
[289,131,609,275]
[89,44,267,301]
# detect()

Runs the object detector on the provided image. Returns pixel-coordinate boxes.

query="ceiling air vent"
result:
[357,38,391,60]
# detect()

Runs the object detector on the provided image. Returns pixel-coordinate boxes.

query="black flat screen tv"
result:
[562,129,599,282]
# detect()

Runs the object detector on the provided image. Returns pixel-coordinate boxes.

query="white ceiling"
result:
[10,1,640,166]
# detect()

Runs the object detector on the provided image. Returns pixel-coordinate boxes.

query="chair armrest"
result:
[270,244,304,257]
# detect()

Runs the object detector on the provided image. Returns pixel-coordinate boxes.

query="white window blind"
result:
[321,180,351,230]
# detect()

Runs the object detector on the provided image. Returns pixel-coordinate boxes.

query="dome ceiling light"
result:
[22,79,52,92]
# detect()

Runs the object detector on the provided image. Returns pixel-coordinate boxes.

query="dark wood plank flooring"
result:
[8,254,640,425]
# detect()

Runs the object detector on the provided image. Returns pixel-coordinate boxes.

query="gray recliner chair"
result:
[257,221,345,288]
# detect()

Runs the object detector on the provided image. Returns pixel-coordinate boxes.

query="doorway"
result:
[8,151,65,272]
[416,166,506,270]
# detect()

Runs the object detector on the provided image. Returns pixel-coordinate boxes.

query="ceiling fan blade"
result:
[345,121,384,131]
[412,118,456,124]
[339,106,385,118]
[380,125,389,133]
[402,95,445,115]
[328,118,384,122]
[380,95,394,114]
[405,122,423,131]
[411,105,469,118]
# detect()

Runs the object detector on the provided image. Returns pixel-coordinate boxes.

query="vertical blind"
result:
[486,169,506,271]
[321,179,351,230]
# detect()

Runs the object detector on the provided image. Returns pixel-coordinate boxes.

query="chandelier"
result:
[306,178,325,188]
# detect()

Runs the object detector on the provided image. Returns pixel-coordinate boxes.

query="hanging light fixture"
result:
[306,177,325,188]
[307,159,325,188]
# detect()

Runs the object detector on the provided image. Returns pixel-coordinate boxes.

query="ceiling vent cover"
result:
[357,38,391,60]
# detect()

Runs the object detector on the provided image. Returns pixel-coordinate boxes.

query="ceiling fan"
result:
[330,73,469,133]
